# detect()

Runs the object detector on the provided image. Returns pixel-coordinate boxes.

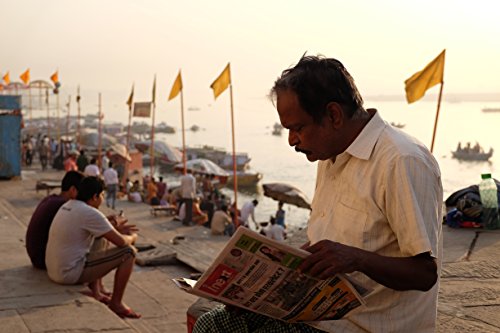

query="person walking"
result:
[103,162,119,210]
[180,172,196,225]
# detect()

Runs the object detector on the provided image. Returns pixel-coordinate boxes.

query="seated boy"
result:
[46,176,141,318]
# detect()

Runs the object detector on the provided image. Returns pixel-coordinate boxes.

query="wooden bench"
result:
[35,180,61,195]
[150,205,177,216]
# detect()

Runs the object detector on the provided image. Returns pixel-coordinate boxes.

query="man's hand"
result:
[116,223,139,235]
[107,214,128,228]
[298,240,363,280]
[299,240,438,291]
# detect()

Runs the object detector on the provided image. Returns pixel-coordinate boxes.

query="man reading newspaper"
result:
[192,55,442,332]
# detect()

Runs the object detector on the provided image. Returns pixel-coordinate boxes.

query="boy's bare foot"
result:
[108,303,141,319]
[79,290,111,304]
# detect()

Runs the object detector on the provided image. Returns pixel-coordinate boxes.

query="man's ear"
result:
[326,102,343,128]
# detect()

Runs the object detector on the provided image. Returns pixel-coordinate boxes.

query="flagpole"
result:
[180,89,187,174]
[66,95,71,138]
[56,91,60,142]
[126,93,133,152]
[28,86,32,123]
[430,82,444,153]
[98,93,102,169]
[150,75,156,177]
[77,86,81,148]
[46,88,51,141]
[229,83,239,227]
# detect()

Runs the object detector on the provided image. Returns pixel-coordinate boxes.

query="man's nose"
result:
[288,130,299,147]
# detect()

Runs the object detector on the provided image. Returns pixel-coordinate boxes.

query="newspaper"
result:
[173,227,370,323]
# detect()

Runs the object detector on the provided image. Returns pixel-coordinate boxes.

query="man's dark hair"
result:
[252,199,259,206]
[90,158,96,164]
[76,176,105,202]
[61,171,84,191]
[270,55,364,122]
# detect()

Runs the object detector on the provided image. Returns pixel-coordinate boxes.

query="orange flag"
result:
[50,71,59,84]
[20,69,30,85]
[405,50,445,103]
[2,72,10,84]
[168,71,183,101]
[210,63,231,99]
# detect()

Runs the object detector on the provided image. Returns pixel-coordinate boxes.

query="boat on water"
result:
[482,107,500,113]
[452,146,493,161]
[227,170,263,187]
[185,145,251,171]
[272,122,283,136]
[156,122,176,134]
[390,122,405,129]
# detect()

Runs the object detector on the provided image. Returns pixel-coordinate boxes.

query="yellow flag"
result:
[126,84,134,109]
[210,63,231,99]
[168,71,183,101]
[20,69,30,85]
[2,71,10,84]
[405,50,445,103]
[152,75,157,104]
[50,71,59,84]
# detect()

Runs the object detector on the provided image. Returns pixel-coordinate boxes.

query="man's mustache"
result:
[295,147,311,155]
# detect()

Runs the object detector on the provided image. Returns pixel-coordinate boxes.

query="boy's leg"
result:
[78,245,136,304]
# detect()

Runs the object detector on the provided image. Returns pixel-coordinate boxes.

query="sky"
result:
[1,0,500,122]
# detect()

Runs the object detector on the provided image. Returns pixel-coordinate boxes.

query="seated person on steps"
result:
[26,171,84,269]
[45,176,141,319]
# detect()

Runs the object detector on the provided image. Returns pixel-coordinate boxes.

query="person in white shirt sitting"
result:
[264,216,286,241]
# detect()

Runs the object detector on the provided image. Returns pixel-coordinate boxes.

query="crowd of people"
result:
[21,134,62,170]
[123,170,287,241]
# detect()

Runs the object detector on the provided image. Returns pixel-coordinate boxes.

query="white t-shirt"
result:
[180,174,196,199]
[84,164,100,177]
[101,155,110,172]
[103,167,119,185]
[264,224,286,241]
[45,200,113,284]
[240,201,255,225]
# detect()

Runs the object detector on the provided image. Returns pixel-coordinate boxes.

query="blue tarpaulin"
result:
[0,95,22,110]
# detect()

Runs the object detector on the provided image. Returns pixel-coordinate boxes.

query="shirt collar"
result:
[345,109,386,161]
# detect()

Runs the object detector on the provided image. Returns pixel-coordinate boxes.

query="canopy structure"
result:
[79,129,117,149]
[110,143,132,162]
[174,158,229,177]
[135,140,182,164]
[262,182,312,210]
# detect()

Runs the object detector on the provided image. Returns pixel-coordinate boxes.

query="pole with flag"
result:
[98,93,103,169]
[20,68,30,100]
[66,95,71,139]
[50,71,61,142]
[20,69,32,122]
[126,84,134,152]
[76,86,81,147]
[210,63,239,226]
[150,75,157,177]
[168,70,186,174]
[45,88,50,141]
[404,49,446,153]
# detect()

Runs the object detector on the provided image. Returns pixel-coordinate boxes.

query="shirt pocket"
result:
[332,199,368,248]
